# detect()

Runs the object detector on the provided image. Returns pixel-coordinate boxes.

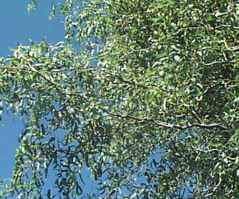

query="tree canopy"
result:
[0,0,239,198]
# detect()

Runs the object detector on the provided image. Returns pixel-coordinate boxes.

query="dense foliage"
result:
[0,0,239,198]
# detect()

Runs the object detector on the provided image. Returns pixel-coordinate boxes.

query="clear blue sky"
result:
[0,0,64,179]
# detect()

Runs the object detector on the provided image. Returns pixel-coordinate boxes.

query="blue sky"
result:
[0,1,64,179]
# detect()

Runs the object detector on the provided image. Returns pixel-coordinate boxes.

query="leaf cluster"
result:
[0,0,239,198]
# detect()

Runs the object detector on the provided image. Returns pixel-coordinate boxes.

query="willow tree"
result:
[0,0,239,198]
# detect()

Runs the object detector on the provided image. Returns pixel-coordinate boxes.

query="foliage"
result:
[0,0,239,198]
